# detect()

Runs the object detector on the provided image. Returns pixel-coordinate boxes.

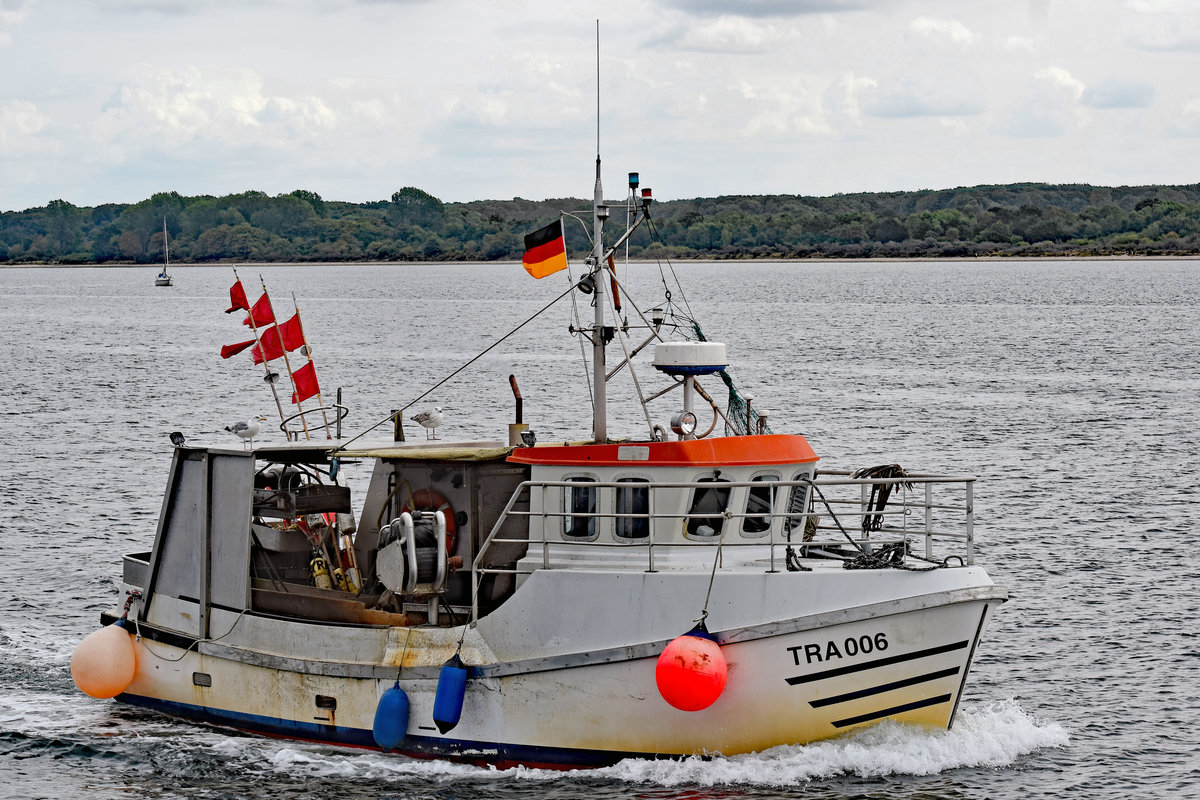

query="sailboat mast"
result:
[592,156,607,443]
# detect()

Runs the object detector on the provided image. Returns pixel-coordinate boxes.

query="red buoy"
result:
[655,625,727,711]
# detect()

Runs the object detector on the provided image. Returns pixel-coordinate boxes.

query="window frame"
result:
[783,470,813,541]
[613,474,652,541]
[741,471,781,538]
[561,473,600,541]
[684,475,732,540]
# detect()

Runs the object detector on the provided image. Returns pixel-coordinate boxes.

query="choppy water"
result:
[2,259,1196,799]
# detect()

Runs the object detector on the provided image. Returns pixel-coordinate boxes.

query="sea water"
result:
[1,259,1196,799]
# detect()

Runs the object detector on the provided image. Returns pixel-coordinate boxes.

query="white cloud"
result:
[733,79,833,138]
[992,99,1070,139]
[1035,67,1085,101]
[661,0,878,17]
[0,0,35,38]
[1081,79,1155,109]
[670,16,776,53]
[826,71,878,126]
[1124,0,1189,13]
[860,69,986,118]
[1121,0,1200,51]
[4,0,1200,209]
[909,16,977,46]
[1159,97,1200,136]
[91,67,339,153]
[0,99,49,146]
[1002,36,1036,52]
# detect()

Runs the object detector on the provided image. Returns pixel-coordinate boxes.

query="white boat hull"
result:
[111,567,1003,766]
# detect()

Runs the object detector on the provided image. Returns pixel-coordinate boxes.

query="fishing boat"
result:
[154,219,172,287]
[72,158,1007,769]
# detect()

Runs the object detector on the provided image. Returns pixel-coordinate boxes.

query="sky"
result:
[2,0,1200,212]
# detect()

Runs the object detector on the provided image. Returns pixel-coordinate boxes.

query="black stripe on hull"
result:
[785,639,969,685]
[808,666,961,708]
[831,693,953,729]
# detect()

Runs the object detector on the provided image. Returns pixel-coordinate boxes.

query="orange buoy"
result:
[655,624,727,711]
[70,621,137,699]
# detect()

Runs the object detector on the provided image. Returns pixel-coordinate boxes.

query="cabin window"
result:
[563,476,598,539]
[742,473,779,536]
[784,471,812,540]
[615,477,650,540]
[686,477,731,537]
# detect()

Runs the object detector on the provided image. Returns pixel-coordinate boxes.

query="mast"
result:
[591,155,607,443]
[590,19,608,444]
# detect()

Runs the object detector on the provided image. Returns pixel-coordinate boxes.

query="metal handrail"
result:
[469,473,976,622]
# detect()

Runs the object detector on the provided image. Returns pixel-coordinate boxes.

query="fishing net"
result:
[691,323,773,436]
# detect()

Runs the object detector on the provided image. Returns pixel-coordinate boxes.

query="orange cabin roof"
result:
[506,434,819,468]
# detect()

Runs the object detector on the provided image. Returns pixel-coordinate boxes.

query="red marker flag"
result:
[242,293,275,327]
[251,329,285,364]
[225,279,250,314]
[220,339,255,359]
[522,219,568,279]
[278,313,305,352]
[291,361,320,404]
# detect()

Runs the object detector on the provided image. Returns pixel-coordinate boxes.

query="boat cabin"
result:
[123,433,824,634]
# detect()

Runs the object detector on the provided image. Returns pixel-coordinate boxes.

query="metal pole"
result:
[965,481,975,565]
[925,482,933,560]
[292,293,332,438]
[261,278,310,441]
[592,156,606,443]
[235,267,288,429]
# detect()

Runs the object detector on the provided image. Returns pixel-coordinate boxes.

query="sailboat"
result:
[71,156,1006,768]
[154,219,172,287]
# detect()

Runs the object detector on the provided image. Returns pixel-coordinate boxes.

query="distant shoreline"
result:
[5,254,1200,270]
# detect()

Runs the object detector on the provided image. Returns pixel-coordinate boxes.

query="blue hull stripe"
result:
[115,693,653,768]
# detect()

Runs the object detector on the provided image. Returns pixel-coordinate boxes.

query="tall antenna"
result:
[596,19,601,156]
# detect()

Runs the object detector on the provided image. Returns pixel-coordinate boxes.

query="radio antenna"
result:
[595,19,601,156]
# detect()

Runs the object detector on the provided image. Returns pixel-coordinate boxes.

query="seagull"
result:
[410,407,443,440]
[226,415,267,448]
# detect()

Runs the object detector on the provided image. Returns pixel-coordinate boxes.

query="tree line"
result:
[5,182,1200,265]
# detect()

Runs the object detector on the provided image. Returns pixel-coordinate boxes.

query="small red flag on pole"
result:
[277,313,305,352]
[242,293,275,327]
[251,328,285,364]
[225,280,250,314]
[290,361,320,404]
[220,339,255,359]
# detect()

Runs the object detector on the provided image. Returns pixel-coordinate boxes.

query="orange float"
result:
[71,621,137,699]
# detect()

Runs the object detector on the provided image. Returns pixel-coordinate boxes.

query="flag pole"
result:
[292,292,332,439]
[259,275,311,442]
[235,267,288,429]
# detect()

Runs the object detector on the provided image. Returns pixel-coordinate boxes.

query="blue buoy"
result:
[432,654,468,734]
[372,681,410,751]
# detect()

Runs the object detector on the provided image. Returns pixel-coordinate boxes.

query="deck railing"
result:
[470,470,975,621]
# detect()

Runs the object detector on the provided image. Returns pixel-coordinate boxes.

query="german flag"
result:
[522,219,568,279]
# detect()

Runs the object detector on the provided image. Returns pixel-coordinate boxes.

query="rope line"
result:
[334,282,579,453]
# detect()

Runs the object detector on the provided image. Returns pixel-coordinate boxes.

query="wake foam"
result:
[596,700,1068,786]
[258,700,1067,786]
